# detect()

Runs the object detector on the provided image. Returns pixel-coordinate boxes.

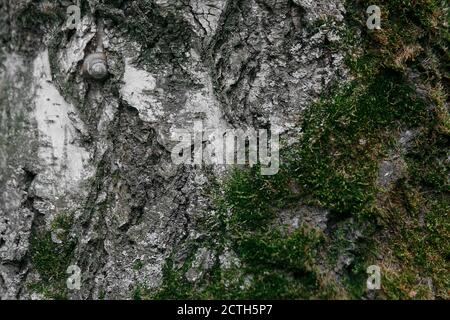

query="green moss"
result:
[149,259,194,300]
[376,140,449,299]
[340,0,449,298]
[345,0,449,72]
[151,59,445,300]
[148,227,332,299]
[144,0,449,300]
[134,247,198,300]
[98,290,106,300]
[132,284,151,300]
[133,260,144,271]
[289,71,427,216]
[28,214,76,299]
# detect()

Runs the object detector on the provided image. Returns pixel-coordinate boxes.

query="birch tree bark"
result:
[0,0,349,299]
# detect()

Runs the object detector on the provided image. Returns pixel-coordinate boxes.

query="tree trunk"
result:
[0,0,360,299]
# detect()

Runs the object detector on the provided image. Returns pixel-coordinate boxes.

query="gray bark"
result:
[0,0,347,299]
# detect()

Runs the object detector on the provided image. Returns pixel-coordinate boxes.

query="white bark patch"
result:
[120,60,163,122]
[32,50,92,198]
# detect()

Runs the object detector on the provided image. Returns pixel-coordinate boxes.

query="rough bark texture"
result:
[1,0,448,300]
[0,0,348,299]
